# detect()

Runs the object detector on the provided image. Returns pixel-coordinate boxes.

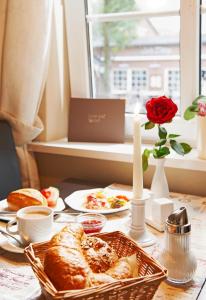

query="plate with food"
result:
[64,188,131,214]
[0,187,65,221]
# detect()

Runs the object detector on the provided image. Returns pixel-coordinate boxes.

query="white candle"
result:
[133,115,143,199]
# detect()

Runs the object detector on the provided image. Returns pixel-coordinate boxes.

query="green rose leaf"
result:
[168,134,180,138]
[192,95,206,105]
[184,106,197,120]
[144,121,155,130]
[180,143,192,154]
[155,139,167,147]
[153,147,170,158]
[170,140,184,155]
[158,126,167,139]
[142,149,151,171]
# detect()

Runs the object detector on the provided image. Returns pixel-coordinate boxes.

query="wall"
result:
[0,0,7,88]
[35,153,206,196]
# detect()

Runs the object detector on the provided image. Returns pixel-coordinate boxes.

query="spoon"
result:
[0,229,24,248]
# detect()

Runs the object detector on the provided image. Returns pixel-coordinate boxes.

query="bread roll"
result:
[81,236,118,273]
[7,188,47,211]
[91,273,115,286]
[106,258,132,279]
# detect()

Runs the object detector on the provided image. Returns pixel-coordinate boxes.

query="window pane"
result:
[88,0,179,14]
[87,1,180,113]
[201,1,206,95]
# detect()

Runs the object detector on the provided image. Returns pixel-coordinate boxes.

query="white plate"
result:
[0,198,65,222]
[64,188,131,214]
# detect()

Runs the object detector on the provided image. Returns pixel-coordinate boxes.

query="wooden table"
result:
[0,186,206,300]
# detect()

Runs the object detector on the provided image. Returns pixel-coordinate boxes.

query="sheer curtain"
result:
[0,0,53,188]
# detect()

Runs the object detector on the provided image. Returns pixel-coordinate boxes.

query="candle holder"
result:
[128,191,156,247]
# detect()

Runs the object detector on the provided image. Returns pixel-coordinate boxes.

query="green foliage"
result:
[170,140,184,155]
[98,0,137,92]
[143,121,155,130]
[184,106,198,120]
[142,124,192,172]
[101,0,137,50]
[155,139,167,147]
[180,142,192,154]
[158,126,167,139]
[142,149,151,172]
[184,95,206,120]
[152,147,170,158]
[168,134,180,138]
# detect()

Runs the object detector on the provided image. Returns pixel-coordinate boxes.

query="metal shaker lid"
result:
[166,207,191,234]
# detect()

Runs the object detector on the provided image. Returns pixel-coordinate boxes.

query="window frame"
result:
[64,0,201,145]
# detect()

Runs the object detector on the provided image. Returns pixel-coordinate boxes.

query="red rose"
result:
[146,96,178,124]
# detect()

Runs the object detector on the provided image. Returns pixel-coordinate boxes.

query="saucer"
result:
[0,223,68,254]
[0,232,24,254]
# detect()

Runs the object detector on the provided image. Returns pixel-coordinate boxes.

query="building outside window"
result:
[65,0,205,142]
[111,68,148,112]
[165,69,180,107]
[112,69,128,92]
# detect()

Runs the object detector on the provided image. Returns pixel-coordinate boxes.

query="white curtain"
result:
[0,0,53,188]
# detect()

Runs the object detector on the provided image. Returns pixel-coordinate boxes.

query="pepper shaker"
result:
[159,207,197,284]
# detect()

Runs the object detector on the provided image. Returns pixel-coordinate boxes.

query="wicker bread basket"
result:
[24,231,167,300]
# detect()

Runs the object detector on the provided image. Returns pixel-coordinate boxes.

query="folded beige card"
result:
[68,98,125,143]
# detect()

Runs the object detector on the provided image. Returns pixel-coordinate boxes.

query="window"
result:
[112,69,128,92]
[165,69,180,108]
[65,0,200,143]
[202,70,206,94]
[87,0,181,115]
[111,68,148,112]
[131,70,148,92]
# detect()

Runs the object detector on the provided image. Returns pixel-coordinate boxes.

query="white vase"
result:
[197,116,206,159]
[151,158,169,199]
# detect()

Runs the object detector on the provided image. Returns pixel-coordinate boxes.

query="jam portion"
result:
[81,219,103,234]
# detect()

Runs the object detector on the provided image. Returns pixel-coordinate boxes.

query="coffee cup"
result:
[6,206,53,245]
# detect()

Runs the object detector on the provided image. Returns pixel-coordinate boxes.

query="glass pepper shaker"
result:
[159,207,197,284]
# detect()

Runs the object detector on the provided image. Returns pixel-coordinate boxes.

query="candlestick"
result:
[129,115,155,247]
[129,191,156,247]
[133,115,143,198]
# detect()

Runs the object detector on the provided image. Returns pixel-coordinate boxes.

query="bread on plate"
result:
[7,188,47,211]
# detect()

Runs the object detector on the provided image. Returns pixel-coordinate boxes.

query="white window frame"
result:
[64,0,201,145]
[201,69,206,94]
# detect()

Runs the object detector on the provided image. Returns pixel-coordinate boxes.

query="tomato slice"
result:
[41,189,51,199]
[116,195,129,201]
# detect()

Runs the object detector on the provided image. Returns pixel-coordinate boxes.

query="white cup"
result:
[6,206,53,245]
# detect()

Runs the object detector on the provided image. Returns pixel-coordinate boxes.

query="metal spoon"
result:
[0,229,24,248]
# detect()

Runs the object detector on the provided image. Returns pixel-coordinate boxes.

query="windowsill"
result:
[28,138,206,172]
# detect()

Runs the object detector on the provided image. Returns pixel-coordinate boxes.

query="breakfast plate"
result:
[0,198,65,222]
[64,188,132,214]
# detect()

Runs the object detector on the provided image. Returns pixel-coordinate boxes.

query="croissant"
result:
[44,224,132,291]
[44,223,92,290]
